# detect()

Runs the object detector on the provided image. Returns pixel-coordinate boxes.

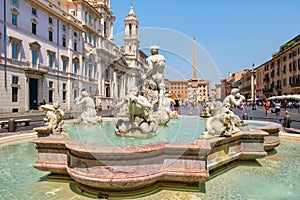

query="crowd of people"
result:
[236,99,300,116]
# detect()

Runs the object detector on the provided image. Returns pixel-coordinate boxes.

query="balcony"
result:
[97,36,121,57]
[0,57,24,67]
[0,57,49,75]
[23,62,49,75]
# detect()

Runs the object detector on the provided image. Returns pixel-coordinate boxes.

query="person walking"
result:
[265,100,270,116]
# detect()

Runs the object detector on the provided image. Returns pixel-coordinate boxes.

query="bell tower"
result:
[124,4,139,61]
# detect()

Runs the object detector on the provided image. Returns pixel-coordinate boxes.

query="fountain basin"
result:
[243,120,281,151]
[33,119,280,197]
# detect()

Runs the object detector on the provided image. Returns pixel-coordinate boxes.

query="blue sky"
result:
[111,0,300,85]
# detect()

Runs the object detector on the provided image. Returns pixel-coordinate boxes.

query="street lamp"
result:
[251,63,256,110]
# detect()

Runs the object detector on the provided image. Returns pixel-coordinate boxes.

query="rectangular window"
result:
[48,54,53,68]
[48,17,53,24]
[73,63,78,74]
[63,91,66,101]
[62,59,67,72]
[62,24,66,32]
[49,90,53,103]
[12,0,18,5]
[32,23,36,35]
[74,41,77,51]
[11,76,19,103]
[277,59,280,67]
[71,11,75,16]
[88,33,92,44]
[277,67,280,76]
[12,13,17,25]
[277,80,281,89]
[49,31,53,42]
[62,83,67,101]
[62,37,66,47]
[88,15,92,25]
[74,90,77,100]
[88,65,93,78]
[32,50,37,67]
[283,78,287,86]
[12,87,18,102]
[12,43,18,59]
[289,63,292,72]
[49,81,53,88]
[271,70,275,78]
[85,11,88,22]
[289,77,292,85]
[12,76,19,84]
[104,21,107,36]
[32,7,37,16]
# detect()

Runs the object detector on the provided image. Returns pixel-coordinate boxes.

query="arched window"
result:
[129,23,132,36]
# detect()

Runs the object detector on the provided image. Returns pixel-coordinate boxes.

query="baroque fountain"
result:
[33,46,281,198]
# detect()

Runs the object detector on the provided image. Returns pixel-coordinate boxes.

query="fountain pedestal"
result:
[33,125,275,198]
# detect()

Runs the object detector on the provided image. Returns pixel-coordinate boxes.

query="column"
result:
[110,22,114,40]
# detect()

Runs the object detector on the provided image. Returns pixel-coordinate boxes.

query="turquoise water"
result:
[67,117,207,147]
[1,140,300,199]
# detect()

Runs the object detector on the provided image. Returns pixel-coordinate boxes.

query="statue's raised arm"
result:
[223,88,245,107]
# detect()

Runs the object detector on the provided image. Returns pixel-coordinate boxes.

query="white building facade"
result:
[0,0,143,113]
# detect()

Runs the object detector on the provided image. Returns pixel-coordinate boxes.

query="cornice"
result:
[25,0,85,32]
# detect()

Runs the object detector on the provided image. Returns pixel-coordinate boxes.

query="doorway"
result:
[29,78,38,110]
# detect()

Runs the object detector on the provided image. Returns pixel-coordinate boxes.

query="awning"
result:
[267,95,300,101]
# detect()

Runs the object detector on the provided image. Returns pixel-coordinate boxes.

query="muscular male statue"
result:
[142,45,166,108]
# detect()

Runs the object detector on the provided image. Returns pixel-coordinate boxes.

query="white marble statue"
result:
[205,104,240,137]
[188,90,202,106]
[139,45,171,125]
[161,93,178,119]
[41,102,66,136]
[204,88,246,137]
[223,88,246,109]
[142,45,166,109]
[115,87,158,136]
[53,102,65,131]
[75,89,102,124]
